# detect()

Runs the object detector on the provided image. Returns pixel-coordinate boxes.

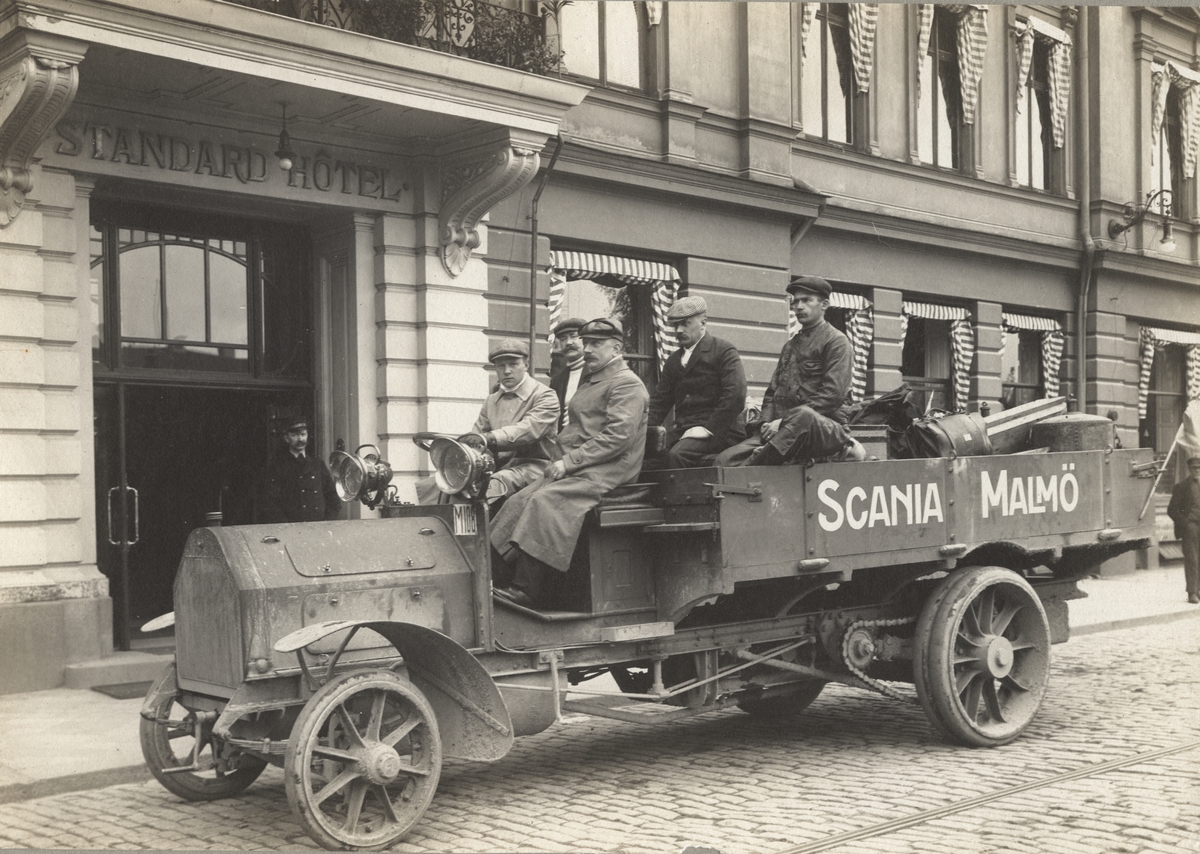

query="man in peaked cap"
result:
[647,295,747,468]
[416,337,560,504]
[259,415,341,523]
[715,276,865,467]
[549,317,588,432]
[491,317,649,609]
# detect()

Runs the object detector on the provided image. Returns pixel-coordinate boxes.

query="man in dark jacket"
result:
[647,296,746,468]
[548,317,587,432]
[716,276,864,467]
[1167,455,1200,604]
[259,416,340,523]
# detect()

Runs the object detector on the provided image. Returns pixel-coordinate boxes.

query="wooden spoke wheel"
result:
[285,670,442,851]
[914,567,1051,747]
[139,664,267,801]
[737,680,826,719]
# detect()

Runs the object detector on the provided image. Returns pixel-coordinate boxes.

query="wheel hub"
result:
[844,627,876,670]
[983,636,1014,678]
[359,742,402,785]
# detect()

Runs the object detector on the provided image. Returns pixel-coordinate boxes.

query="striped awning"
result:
[918,5,989,125]
[1003,313,1062,332]
[799,3,818,67]
[1015,17,1072,150]
[901,302,974,412]
[1139,326,1200,418]
[848,4,879,95]
[548,251,682,372]
[1152,61,1200,179]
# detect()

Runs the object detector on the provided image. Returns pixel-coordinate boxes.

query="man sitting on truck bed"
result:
[491,317,649,609]
[646,295,747,468]
[716,276,865,467]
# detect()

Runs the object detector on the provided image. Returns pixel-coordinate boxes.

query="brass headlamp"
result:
[329,444,393,509]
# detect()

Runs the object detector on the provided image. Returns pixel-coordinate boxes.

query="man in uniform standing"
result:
[1167,455,1200,604]
[260,416,341,523]
[647,295,746,468]
[716,276,864,467]
[491,318,649,609]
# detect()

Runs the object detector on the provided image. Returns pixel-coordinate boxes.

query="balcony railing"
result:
[230,0,561,75]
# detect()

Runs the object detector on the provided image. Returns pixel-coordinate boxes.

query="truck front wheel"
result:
[914,567,1052,747]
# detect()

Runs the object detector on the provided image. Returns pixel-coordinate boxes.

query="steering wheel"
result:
[412,432,488,452]
[412,432,457,452]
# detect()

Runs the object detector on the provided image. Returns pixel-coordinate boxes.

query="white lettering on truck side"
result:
[981,464,1080,518]
[818,479,942,533]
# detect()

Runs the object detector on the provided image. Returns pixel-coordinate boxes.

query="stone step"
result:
[62,651,173,690]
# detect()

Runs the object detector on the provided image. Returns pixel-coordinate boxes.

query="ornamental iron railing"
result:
[230,0,561,75]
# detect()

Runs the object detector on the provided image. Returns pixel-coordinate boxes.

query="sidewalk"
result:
[1,566,1196,806]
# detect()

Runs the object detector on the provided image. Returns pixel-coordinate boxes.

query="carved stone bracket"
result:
[439,141,541,276]
[0,32,88,228]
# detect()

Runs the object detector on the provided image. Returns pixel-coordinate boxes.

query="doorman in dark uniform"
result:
[260,416,340,523]
[647,295,747,468]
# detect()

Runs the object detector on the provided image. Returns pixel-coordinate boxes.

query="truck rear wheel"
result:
[139,664,267,801]
[915,567,1051,747]
[285,669,442,851]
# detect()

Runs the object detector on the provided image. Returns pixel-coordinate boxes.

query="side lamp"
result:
[1108,188,1175,253]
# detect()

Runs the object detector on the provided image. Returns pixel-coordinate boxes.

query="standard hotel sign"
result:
[48,115,408,205]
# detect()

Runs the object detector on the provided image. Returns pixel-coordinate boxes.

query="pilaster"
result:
[868,287,904,396]
[972,300,1003,412]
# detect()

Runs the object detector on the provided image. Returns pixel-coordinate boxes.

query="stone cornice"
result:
[0,0,589,140]
[0,28,86,226]
[554,139,826,223]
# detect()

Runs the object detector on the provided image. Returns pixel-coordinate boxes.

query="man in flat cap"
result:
[491,317,649,609]
[1167,455,1200,604]
[259,416,341,523]
[549,317,588,432]
[647,295,747,468]
[716,276,864,467]
[417,337,560,504]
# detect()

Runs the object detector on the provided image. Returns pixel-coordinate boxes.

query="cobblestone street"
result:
[2,618,1197,853]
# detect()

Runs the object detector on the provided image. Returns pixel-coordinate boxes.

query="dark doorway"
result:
[94,384,311,646]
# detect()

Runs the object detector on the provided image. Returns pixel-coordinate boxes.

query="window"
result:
[918,9,962,170]
[556,277,656,392]
[1001,329,1044,409]
[902,317,953,413]
[1142,346,1186,454]
[91,203,311,379]
[800,3,855,145]
[1152,88,1184,209]
[1015,40,1052,191]
[558,0,643,89]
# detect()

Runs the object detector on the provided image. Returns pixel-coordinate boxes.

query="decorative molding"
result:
[0,32,87,228]
[438,141,540,276]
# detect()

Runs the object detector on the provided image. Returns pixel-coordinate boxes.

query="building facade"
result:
[0,1,1196,691]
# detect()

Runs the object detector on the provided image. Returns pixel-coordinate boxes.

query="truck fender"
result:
[275,619,514,762]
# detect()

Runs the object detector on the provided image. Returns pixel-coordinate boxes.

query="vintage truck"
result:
[139,413,1156,850]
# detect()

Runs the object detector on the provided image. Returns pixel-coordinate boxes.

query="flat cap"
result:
[1189,455,1200,465]
[786,276,833,299]
[579,317,625,340]
[552,317,588,337]
[488,337,530,363]
[666,295,708,323]
[284,416,308,432]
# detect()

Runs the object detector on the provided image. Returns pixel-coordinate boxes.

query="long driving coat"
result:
[490,356,649,572]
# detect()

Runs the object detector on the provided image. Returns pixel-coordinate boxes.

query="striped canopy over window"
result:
[901,302,974,411]
[1139,326,1200,419]
[917,4,989,124]
[1014,17,1072,149]
[798,2,879,93]
[1002,312,1065,399]
[1152,61,1200,179]
[786,291,873,404]
[547,250,680,372]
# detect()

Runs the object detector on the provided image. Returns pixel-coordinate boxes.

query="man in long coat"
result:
[416,338,559,504]
[259,416,340,523]
[1167,455,1200,604]
[716,276,864,466]
[647,295,746,468]
[491,317,649,609]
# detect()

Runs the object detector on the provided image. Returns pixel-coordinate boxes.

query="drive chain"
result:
[841,615,919,705]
